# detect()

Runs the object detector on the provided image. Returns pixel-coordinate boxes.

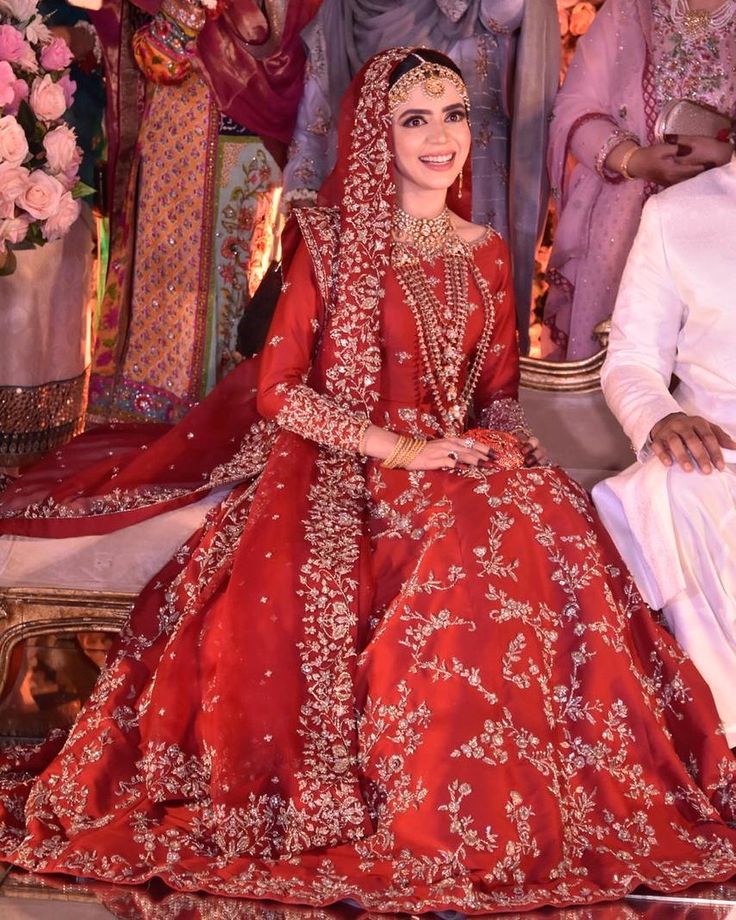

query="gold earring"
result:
[457,169,463,198]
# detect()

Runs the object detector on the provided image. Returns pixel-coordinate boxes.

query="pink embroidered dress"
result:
[543,0,736,360]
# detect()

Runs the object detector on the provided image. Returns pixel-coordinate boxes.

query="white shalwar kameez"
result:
[593,158,736,745]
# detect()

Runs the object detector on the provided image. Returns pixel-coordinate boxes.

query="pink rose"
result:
[0,59,14,107]
[0,24,31,64]
[4,76,28,115]
[0,214,30,245]
[41,189,79,241]
[16,168,63,219]
[42,123,80,180]
[57,73,76,108]
[0,114,29,166]
[40,36,73,72]
[569,1,597,35]
[0,161,30,204]
[29,73,66,121]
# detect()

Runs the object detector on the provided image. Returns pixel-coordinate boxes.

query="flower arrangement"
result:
[0,0,90,273]
[558,0,605,73]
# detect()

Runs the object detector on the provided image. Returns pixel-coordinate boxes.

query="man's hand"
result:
[650,412,736,473]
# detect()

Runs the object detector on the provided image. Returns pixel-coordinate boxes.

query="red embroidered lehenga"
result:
[0,49,736,915]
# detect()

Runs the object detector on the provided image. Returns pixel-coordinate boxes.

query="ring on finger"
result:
[448,450,459,462]
[461,438,475,449]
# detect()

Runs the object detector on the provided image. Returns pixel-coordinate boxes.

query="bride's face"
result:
[390,78,471,201]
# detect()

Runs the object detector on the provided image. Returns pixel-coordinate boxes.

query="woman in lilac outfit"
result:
[542,0,735,360]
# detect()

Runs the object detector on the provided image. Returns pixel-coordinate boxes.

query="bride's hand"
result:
[362,426,493,470]
[518,434,547,467]
[406,437,493,471]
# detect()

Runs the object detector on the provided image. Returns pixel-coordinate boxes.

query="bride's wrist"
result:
[362,425,400,461]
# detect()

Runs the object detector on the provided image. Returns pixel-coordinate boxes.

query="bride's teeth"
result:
[421,154,453,164]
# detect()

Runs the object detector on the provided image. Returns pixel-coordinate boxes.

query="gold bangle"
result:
[401,437,426,467]
[381,435,426,469]
[619,145,640,180]
[381,435,411,469]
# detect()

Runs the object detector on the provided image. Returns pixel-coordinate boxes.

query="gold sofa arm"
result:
[0,586,135,695]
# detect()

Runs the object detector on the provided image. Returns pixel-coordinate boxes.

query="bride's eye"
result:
[401,115,427,128]
[446,109,467,123]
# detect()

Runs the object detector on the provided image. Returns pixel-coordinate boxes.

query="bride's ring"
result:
[461,438,475,449]
[448,450,459,461]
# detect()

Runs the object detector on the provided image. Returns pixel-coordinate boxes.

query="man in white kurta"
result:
[593,156,736,746]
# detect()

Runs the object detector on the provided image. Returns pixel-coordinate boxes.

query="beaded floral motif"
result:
[477,396,532,437]
[652,0,736,115]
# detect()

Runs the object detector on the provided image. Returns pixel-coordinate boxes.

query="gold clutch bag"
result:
[654,99,732,142]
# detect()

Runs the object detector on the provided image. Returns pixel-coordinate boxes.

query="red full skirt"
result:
[1,428,736,914]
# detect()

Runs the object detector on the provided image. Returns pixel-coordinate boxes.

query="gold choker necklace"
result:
[393,206,454,258]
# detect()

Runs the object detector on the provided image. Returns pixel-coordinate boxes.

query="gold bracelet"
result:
[381,435,411,469]
[400,437,427,468]
[619,145,640,181]
[381,435,426,469]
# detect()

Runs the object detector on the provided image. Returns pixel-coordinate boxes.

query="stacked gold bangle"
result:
[381,434,427,469]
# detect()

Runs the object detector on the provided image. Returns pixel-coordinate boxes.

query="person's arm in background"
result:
[601,196,735,473]
[281,21,333,211]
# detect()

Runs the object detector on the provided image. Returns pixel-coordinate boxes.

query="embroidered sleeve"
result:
[471,237,533,440]
[274,384,370,453]
[282,25,335,198]
[257,242,370,454]
[567,113,640,182]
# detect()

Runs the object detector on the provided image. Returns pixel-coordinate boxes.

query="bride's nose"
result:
[428,118,449,143]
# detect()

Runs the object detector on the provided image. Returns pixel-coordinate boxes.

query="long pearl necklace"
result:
[392,232,497,434]
[670,0,736,39]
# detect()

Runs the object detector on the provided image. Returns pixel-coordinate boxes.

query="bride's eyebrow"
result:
[400,104,465,117]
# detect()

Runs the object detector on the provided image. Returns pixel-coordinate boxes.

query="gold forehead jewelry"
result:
[388,56,470,115]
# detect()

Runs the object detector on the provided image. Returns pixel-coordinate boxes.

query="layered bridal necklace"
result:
[670,0,736,39]
[392,206,497,434]
[393,205,455,260]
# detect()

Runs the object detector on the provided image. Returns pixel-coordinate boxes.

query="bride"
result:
[1,47,735,915]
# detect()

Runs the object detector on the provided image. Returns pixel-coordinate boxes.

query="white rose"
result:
[24,14,51,46]
[42,123,80,178]
[41,189,79,241]
[29,74,66,121]
[0,0,39,22]
[0,214,30,245]
[0,115,29,167]
[16,168,63,219]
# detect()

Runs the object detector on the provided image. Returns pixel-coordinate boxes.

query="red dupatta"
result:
[0,49,468,538]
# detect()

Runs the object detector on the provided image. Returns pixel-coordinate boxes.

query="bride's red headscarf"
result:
[305,47,474,416]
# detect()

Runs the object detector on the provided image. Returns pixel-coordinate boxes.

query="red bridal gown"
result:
[1,228,735,914]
